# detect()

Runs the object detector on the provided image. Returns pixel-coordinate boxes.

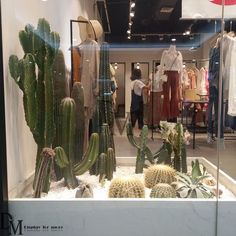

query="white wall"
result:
[2,0,97,197]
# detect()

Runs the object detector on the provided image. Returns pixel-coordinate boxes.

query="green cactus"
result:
[9,18,60,193]
[73,133,99,175]
[34,148,55,198]
[150,183,176,198]
[144,164,176,189]
[126,123,154,173]
[71,82,85,163]
[99,43,114,128]
[108,177,145,198]
[60,97,78,188]
[99,153,106,182]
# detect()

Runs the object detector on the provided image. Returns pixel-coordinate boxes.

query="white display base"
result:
[7,157,236,236]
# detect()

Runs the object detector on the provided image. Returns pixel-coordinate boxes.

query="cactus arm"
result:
[126,123,140,149]
[181,144,187,173]
[54,146,69,168]
[74,133,99,175]
[19,24,34,54]
[9,55,20,84]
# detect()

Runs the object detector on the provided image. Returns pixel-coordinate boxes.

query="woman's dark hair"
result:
[131,68,142,81]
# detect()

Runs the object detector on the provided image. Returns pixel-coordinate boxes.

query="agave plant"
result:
[173,172,215,198]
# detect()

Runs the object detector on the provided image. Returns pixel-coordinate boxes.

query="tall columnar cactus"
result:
[126,123,154,173]
[34,148,55,198]
[150,183,176,198]
[9,18,60,192]
[108,177,145,198]
[90,123,116,177]
[52,50,68,180]
[144,164,176,188]
[99,43,114,128]
[71,82,85,162]
[60,97,78,188]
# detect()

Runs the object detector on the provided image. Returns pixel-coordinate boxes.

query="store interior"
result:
[2,0,236,202]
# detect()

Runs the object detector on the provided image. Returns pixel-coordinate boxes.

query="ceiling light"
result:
[136,63,140,69]
[160,7,174,13]
[129,22,133,26]
[130,12,135,17]
[41,0,48,1]
[141,35,146,41]
[185,30,191,35]
[171,38,176,42]
[131,2,135,8]
[127,35,131,39]
[183,32,186,36]
[127,29,131,34]
[189,36,194,40]
[114,63,118,70]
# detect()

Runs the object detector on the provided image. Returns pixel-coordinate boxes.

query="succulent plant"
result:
[126,123,154,173]
[34,148,55,198]
[173,172,215,198]
[75,183,93,198]
[150,183,176,198]
[159,121,188,172]
[109,177,145,198]
[9,18,60,192]
[144,164,176,188]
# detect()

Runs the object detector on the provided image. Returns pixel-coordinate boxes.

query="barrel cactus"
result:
[108,177,145,198]
[144,164,176,188]
[150,183,176,198]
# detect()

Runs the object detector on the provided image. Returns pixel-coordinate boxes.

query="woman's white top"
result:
[160,46,183,73]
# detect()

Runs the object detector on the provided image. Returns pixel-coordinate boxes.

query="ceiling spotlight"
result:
[189,36,194,40]
[183,32,186,36]
[129,22,133,26]
[171,38,176,42]
[136,63,140,69]
[130,12,135,17]
[141,35,146,41]
[127,35,131,39]
[131,2,135,8]
[127,29,131,34]
[185,30,191,35]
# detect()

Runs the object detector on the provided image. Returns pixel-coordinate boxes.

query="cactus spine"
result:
[144,164,176,188]
[71,82,85,163]
[34,148,55,198]
[150,183,176,198]
[9,18,60,192]
[60,98,78,188]
[108,177,145,198]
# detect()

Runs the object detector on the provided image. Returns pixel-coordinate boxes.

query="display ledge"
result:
[8,199,236,236]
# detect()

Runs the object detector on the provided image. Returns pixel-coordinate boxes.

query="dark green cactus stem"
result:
[60,97,78,188]
[135,125,148,174]
[74,133,99,175]
[54,147,69,169]
[106,148,114,180]
[9,18,60,193]
[181,144,187,173]
[71,82,85,163]
[126,123,154,166]
[34,148,55,198]
[99,153,106,182]
[173,123,183,172]
[99,43,114,128]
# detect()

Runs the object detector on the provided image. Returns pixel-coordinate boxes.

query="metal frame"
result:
[0,0,9,235]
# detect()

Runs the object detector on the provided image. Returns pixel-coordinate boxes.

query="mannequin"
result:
[159,45,183,121]
[110,64,118,112]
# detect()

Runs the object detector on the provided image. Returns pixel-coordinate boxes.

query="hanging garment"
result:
[79,38,100,119]
[162,71,180,119]
[199,67,208,95]
[72,46,81,83]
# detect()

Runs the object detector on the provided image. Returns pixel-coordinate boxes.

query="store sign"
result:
[182,0,236,19]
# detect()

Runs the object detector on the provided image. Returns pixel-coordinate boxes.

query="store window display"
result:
[159,45,183,122]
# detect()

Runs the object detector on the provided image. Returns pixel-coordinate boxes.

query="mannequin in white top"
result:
[159,45,183,121]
